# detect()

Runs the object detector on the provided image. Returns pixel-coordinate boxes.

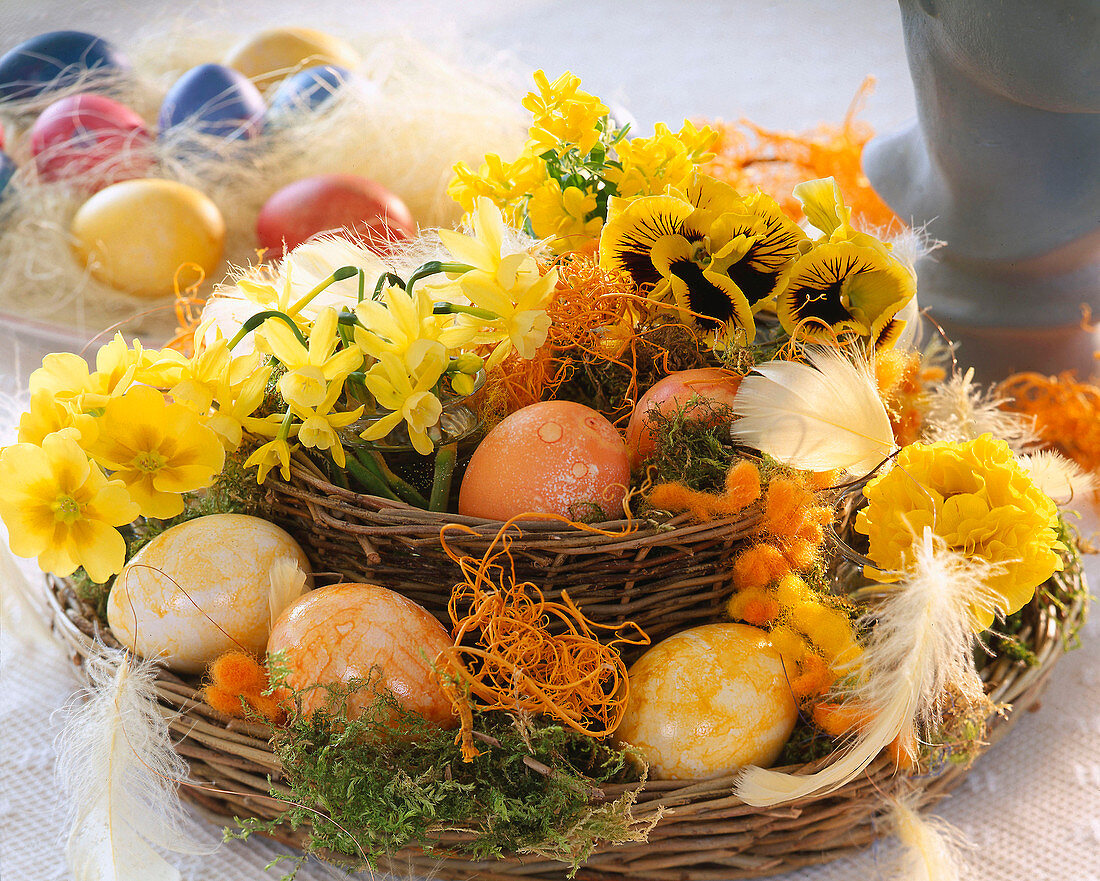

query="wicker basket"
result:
[41,482,1087,880]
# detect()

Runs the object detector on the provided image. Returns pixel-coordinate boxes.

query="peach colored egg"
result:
[459,401,629,521]
[615,623,798,780]
[108,514,312,674]
[267,583,456,727]
[626,368,743,469]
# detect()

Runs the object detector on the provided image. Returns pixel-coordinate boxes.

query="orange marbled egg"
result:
[267,583,456,727]
[615,623,798,779]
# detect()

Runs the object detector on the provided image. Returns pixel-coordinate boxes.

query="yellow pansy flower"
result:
[0,433,139,581]
[258,307,363,411]
[855,435,1064,630]
[87,385,226,520]
[359,340,448,455]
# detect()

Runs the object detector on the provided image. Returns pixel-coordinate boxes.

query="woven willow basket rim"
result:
[39,498,1087,881]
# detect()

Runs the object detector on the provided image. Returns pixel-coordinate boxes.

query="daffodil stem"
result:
[347,453,402,502]
[372,272,407,300]
[432,302,499,321]
[277,409,294,441]
[367,451,429,508]
[286,265,358,316]
[429,442,458,512]
[227,311,307,351]
[406,261,473,295]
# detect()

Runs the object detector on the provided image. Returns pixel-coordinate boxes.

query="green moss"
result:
[231,683,646,877]
[644,399,739,493]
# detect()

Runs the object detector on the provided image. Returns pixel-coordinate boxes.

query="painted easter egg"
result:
[267,583,456,727]
[0,31,130,102]
[30,93,152,189]
[459,401,630,521]
[108,514,313,674]
[158,63,265,143]
[224,27,360,90]
[70,178,226,298]
[266,64,351,122]
[0,151,15,198]
[626,368,743,469]
[256,174,415,254]
[615,623,798,779]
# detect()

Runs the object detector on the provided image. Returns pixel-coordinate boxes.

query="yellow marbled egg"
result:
[224,27,360,90]
[70,178,225,299]
[107,514,312,674]
[615,623,798,780]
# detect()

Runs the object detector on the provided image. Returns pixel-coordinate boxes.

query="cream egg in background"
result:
[107,513,312,673]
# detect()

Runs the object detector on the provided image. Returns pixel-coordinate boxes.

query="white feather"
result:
[730,347,895,476]
[736,531,994,805]
[1018,450,1097,510]
[56,648,214,881]
[886,794,968,881]
[268,558,308,630]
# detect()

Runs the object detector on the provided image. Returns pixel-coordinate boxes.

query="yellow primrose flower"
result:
[29,333,155,409]
[527,178,603,248]
[522,69,609,157]
[359,340,448,455]
[245,436,294,484]
[17,390,98,447]
[0,433,139,581]
[353,282,445,362]
[87,385,226,520]
[775,178,916,350]
[287,380,363,469]
[607,121,718,199]
[855,434,1064,630]
[259,307,363,410]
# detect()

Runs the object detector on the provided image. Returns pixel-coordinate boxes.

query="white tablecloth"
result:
[2,3,1098,879]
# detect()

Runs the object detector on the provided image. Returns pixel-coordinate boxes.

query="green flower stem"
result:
[372,272,407,300]
[432,302,500,321]
[277,408,294,441]
[367,451,430,508]
[347,453,403,502]
[226,310,307,351]
[429,442,458,512]
[286,265,359,316]
[357,269,366,303]
[406,261,473,295]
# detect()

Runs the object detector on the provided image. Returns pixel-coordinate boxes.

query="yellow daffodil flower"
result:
[359,340,449,455]
[245,436,294,484]
[204,364,273,451]
[353,282,445,362]
[775,178,916,349]
[287,379,364,469]
[0,433,139,581]
[87,385,226,520]
[855,435,1064,630]
[522,69,609,157]
[527,178,603,246]
[258,307,363,410]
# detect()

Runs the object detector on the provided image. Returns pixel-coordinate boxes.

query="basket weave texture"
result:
[41,457,1088,881]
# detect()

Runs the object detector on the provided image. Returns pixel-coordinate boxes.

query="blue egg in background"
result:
[267,64,351,122]
[0,151,17,198]
[158,63,265,143]
[0,31,131,103]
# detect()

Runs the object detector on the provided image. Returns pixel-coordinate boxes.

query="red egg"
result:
[30,93,152,189]
[256,174,415,255]
[459,401,630,521]
[267,583,456,727]
[626,368,743,469]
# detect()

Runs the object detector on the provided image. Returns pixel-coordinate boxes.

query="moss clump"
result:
[644,399,739,493]
[232,686,647,877]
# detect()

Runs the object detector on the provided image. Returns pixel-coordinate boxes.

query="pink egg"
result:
[459,401,630,521]
[267,583,456,727]
[256,173,415,255]
[30,93,152,190]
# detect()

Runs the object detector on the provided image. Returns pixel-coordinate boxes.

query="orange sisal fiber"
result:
[1001,371,1100,476]
[203,651,284,723]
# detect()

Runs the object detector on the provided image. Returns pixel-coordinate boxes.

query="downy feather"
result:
[56,647,214,881]
[886,793,968,881]
[268,558,308,630]
[1018,449,1096,509]
[730,347,895,476]
[736,530,995,805]
[920,368,1038,452]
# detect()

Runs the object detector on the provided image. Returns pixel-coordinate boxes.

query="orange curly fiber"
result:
[648,459,762,521]
[203,651,284,723]
[437,515,649,761]
[1001,371,1100,475]
[165,262,207,355]
[702,77,899,232]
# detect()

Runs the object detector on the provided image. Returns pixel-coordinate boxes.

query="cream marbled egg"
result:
[615,623,798,780]
[107,514,312,673]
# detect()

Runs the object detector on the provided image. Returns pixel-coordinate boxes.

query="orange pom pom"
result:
[812,700,870,737]
[247,694,287,724]
[790,654,835,700]
[781,536,819,571]
[204,685,247,717]
[733,543,790,590]
[720,460,762,510]
[727,586,780,626]
[209,651,267,695]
